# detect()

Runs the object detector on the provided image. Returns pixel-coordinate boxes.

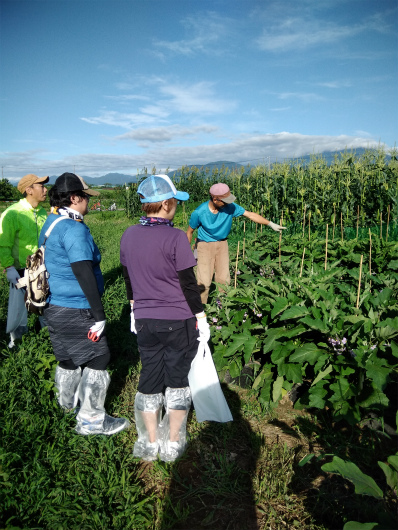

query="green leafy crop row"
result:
[206,232,398,427]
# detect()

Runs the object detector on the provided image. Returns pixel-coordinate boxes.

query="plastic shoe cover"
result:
[133,440,159,461]
[54,365,82,410]
[159,387,191,462]
[160,440,186,463]
[75,368,129,436]
[133,392,163,459]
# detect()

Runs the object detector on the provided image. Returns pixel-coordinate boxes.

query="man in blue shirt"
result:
[187,182,285,304]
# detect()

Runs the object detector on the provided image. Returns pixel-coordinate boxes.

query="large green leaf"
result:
[263,327,286,354]
[289,344,325,365]
[321,456,383,499]
[272,375,284,402]
[223,332,252,357]
[329,377,354,402]
[279,305,310,320]
[270,297,290,319]
[343,522,379,530]
[308,384,328,408]
[357,388,389,409]
[279,362,302,384]
[371,287,393,307]
[311,363,333,386]
[365,363,391,391]
[299,316,329,333]
[378,459,398,490]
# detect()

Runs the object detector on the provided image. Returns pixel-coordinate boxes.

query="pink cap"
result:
[209,182,236,204]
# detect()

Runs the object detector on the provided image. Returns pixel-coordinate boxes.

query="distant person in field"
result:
[186,182,286,304]
[0,173,49,347]
[40,172,129,436]
[120,174,210,462]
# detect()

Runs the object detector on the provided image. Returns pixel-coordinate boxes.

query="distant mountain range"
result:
[37,148,386,187]
[47,173,138,186]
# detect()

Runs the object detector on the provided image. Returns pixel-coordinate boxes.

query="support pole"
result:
[234,241,240,289]
[356,255,363,309]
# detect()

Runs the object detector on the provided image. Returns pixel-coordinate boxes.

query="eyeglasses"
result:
[213,197,225,204]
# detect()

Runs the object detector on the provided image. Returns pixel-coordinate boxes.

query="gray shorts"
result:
[43,304,110,366]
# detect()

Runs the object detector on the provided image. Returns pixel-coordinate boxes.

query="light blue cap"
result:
[137,174,189,203]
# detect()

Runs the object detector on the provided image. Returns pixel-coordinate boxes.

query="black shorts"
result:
[43,304,110,366]
[136,317,199,394]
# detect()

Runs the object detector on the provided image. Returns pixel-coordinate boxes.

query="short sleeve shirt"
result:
[189,201,245,242]
[39,214,104,309]
[120,224,197,320]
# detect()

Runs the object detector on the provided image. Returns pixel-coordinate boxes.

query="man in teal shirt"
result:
[187,182,285,304]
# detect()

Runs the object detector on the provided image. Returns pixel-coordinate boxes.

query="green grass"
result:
[0,210,397,530]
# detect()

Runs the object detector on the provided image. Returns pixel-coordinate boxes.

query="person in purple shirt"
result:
[120,175,210,462]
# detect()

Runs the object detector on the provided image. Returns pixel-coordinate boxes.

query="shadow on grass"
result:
[158,385,261,530]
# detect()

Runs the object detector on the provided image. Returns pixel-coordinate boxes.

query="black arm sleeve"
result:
[177,267,203,315]
[122,265,134,301]
[70,260,105,321]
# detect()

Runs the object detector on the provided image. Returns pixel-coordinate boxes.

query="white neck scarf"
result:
[58,207,84,221]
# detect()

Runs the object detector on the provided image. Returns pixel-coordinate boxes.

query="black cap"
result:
[54,173,99,196]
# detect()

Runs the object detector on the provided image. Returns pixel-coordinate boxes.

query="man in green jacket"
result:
[0,173,49,345]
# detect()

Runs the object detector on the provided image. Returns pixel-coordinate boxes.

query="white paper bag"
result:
[188,341,233,423]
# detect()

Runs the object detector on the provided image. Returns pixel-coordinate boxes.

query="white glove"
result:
[130,308,137,334]
[196,312,210,343]
[268,221,286,232]
[88,320,106,342]
[6,266,20,286]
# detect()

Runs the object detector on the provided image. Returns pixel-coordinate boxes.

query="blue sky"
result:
[1,0,397,181]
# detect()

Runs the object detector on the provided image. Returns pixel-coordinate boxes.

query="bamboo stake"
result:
[302,205,306,238]
[300,247,306,278]
[332,204,336,242]
[243,220,246,262]
[324,224,328,270]
[380,212,382,240]
[386,205,390,242]
[356,254,363,309]
[356,205,359,239]
[279,216,282,269]
[369,229,372,290]
[308,211,311,241]
[234,241,240,288]
[341,212,344,242]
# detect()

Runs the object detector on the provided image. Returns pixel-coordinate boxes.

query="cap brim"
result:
[175,191,190,201]
[220,193,236,204]
[85,188,100,196]
[37,176,50,184]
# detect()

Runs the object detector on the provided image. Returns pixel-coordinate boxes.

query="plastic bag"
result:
[188,341,233,423]
[6,283,28,335]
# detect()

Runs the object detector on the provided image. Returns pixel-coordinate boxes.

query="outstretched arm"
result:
[186,225,195,244]
[243,210,286,232]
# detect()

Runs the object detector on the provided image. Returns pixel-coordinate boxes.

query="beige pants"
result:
[196,240,230,304]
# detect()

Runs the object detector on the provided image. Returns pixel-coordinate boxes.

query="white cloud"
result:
[256,17,361,52]
[1,133,383,181]
[277,92,324,102]
[114,125,219,144]
[81,80,236,130]
[152,12,231,57]
[159,81,237,114]
[81,110,164,128]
